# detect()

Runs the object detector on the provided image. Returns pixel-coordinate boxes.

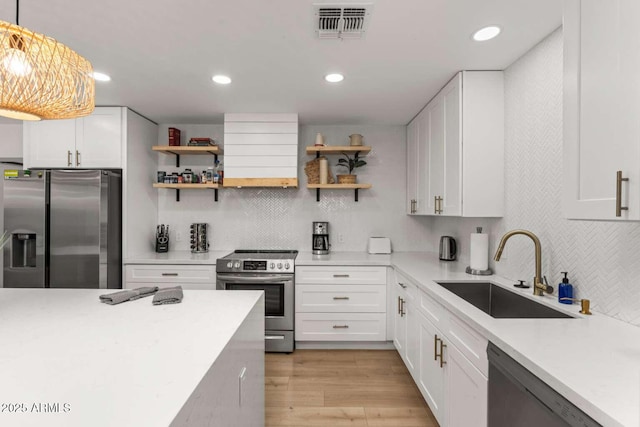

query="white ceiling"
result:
[1,0,561,125]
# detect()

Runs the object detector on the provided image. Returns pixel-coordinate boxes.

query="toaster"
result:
[368,237,392,254]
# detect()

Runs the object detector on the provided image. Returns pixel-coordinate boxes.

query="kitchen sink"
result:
[436,282,574,319]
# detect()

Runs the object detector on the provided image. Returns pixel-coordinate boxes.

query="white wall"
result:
[156,124,434,253]
[431,28,640,326]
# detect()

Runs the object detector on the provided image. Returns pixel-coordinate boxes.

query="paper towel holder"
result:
[466,226,493,275]
[465,266,493,275]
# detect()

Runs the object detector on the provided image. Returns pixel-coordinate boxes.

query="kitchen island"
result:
[0,289,264,427]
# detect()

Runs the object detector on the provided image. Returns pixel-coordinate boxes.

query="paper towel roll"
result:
[469,233,489,271]
[319,158,328,184]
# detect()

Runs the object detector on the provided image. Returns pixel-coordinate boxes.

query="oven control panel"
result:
[219,258,294,273]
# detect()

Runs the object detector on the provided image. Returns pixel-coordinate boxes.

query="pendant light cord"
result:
[16,0,19,25]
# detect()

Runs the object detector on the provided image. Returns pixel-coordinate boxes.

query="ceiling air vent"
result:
[314,3,373,39]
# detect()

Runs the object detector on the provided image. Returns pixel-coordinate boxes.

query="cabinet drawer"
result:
[418,288,445,328]
[395,270,418,301]
[296,266,386,285]
[295,313,386,341]
[446,314,488,376]
[126,281,216,291]
[125,264,216,283]
[296,284,386,313]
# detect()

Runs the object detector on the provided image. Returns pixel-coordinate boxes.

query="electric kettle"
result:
[439,236,457,261]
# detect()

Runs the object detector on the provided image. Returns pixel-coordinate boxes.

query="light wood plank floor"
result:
[266,350,439,427]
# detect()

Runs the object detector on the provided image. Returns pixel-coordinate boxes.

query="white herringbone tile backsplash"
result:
[432,29,640,326]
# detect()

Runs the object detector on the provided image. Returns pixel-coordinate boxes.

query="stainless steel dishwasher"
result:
[487,342,602,427]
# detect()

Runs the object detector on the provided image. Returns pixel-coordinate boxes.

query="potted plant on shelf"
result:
[336,152,367,184]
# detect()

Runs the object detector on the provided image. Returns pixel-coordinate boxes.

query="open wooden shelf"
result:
[223,178,298,188]
[153,183,219,189]
[307,183,372,202]
[306,146,371,156]
[153,183,219,202]
[307,183,371,189]
[153,145,223,167]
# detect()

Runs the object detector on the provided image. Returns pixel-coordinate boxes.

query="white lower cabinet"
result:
[418,311,446,425]
[296,266,387,342]
[393,281,407,353]
[124,264,216,290]
[392,270,488,427]
[446,343,487,427]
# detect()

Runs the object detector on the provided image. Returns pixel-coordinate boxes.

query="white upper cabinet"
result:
[563,0,640,220]
[406,71,504,217]
[75,107,123,168]
[24,107,124,169]
[407,110,428,214]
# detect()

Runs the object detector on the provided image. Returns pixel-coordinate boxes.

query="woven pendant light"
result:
[0,6,95,121]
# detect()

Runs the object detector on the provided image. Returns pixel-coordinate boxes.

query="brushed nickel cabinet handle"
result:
[400,298,405,317]
[67,150,72,167]
[333,274,350,278]
[333,325,349,329]
[161,273,178,276]
[333,296,349,300]
[397,296,401,314]
[76,150,80,166]
[434,335,440,361]
[616,171,629,217]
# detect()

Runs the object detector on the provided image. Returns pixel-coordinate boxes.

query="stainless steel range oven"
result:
[216,250,297,353]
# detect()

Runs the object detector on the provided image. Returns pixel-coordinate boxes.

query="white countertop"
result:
[296,251,392,266]
[387,252,639,427]
[125,250,230,264]
[0,289,263,427]
[121,249,639,426]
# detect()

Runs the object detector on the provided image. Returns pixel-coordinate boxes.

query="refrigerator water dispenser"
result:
[11,233,37,268]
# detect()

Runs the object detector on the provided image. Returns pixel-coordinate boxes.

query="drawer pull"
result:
[265,335,285,340]
[333,296,350,300]
[333,325,349,329]
[161,273,179,277]
[333,274,350,278]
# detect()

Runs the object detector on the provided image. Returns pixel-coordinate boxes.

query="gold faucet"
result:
[494,229,554,297]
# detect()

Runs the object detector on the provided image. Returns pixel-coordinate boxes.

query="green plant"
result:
[336,152,367,174]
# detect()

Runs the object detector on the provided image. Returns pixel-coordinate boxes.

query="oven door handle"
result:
[217,274,293,283]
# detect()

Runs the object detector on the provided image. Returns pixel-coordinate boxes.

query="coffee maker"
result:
[312,222,330,255]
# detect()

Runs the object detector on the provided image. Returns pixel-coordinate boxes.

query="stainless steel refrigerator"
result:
[3,170,122,289]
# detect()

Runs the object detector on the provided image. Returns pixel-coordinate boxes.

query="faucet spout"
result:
[494,229,552,296]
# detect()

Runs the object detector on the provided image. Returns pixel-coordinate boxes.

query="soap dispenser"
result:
[558,272,573,304]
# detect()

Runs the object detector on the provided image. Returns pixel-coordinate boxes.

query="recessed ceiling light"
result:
[212,75,232,84]
[472,26,501,42]
[92,72,111,82]
[325,73,344,83]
